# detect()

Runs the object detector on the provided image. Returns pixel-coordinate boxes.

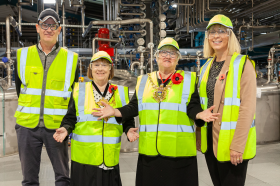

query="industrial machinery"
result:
[1,0,280,156]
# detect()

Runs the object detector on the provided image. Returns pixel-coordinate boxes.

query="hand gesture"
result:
[196,105,220,122]
[92,101,116,120]
[230,149,243,166]
[127,128,139,142]
[53,127,68,143]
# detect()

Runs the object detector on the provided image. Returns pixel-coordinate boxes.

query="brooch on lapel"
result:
[218,74,226,84]
[171,73,184,85]
[109,85,118,93]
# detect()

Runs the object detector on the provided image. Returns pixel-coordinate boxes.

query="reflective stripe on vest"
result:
[137,71,196,157]
[72,133,121,144]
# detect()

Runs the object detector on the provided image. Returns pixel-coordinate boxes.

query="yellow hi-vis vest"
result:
[14,45,78,129]
[71,82,129,167]
[199,53,256,162]
[136,70,197,157]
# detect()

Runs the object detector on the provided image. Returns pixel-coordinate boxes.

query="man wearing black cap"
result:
[14,8,78,186]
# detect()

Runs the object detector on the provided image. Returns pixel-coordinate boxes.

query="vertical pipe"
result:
[5,17,12,87]
[107,0,109,28]
[18,0,22,32]
[103,0,106,27]
[6,17,11,60]
[62,0,66,47]
[56,0,59,14]
[187,0,189,33]
[81,0,85,33]
[109,0,111,21]
[0,85,5,156]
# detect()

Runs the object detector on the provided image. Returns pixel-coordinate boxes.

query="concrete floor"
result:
[0,143,280,186]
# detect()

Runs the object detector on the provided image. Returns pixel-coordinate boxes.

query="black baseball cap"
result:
[38,8,60,24]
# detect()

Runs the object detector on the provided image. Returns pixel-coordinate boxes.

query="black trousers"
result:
[136,154,198,186]
[205,126,249,186]
[70,161,122,186]
[15,124,70,186]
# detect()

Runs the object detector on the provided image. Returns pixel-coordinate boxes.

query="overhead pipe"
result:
[119,1,145,8]
[238,24,280,42]
[119,12,145,16]
[232,0,278,19]
[207,0,219,12]
[18,0,33,6]
[171,0,195,6]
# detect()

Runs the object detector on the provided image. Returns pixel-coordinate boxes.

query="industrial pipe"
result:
[131,61,140,72]
[207,0,219,12]
[56,0,59,14]
[62,0,66,47]
[0,85,5,156]
[82,19,153,46]
[119,12,145,16]
[81,0,85,33]
[103,0,106,27]
[92,37,121,55]
[171,0,195,6]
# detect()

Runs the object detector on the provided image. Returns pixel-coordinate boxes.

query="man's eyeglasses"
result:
[159,50,178,59]
[39,23,59,31]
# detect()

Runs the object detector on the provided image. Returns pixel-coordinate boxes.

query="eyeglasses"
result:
[207,29,229,38]
[90,63,111,69]
[159,50,178,59]
[39,23,59,31]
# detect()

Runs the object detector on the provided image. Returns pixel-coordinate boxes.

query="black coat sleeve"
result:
[61,92,77,135]
[14,60,21,98]
[187,79,205,127]
[116,90,138,124]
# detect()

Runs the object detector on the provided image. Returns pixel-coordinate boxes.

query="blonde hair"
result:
[87,58,114,80]
[203,25,241,58]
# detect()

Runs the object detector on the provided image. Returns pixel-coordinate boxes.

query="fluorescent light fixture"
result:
[44,0,56,4]
[172,4,177,8]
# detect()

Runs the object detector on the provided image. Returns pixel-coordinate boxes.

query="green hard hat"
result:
[157,37,180,50]
[90,51,112,63]
[206,14,233,30]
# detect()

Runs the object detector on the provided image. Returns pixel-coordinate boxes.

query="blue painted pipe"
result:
[195,32,202,47]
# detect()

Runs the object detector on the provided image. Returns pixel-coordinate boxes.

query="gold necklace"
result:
[147,71,182,103]
[95,91,116,123]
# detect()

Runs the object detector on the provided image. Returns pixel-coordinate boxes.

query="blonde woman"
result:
[53,51,138,186]
[197,14,256,186]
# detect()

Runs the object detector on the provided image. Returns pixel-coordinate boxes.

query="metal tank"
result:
[0,85,18,157]
[256,79,280,144]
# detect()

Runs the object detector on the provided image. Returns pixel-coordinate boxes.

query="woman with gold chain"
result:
[53,51,138,186]
[92,38,219,186]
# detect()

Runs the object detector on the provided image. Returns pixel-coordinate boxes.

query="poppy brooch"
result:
[171,73,184,84]
[109,85,118,93]
[218,74,226,84]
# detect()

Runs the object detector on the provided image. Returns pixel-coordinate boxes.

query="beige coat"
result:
[197,55,256,157]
